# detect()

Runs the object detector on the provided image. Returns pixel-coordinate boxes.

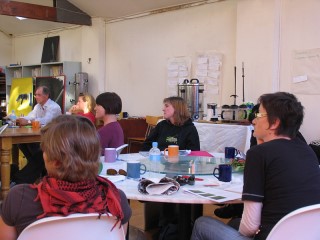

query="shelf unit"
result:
[5,61,81,113]
[0,70,6,117]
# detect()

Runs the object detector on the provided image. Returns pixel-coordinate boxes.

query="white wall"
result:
[12,26,82,65]
[105,0,237,116]
[3,0,320,142]
[236,0,277,103]
[81,18,106,97]
[235,0,320,142]
[279,0,320,142]
[0,32,12,67]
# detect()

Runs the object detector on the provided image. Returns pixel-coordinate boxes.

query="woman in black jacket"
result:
[142,96,200,151]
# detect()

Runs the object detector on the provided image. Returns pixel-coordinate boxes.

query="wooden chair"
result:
[127,115,162,153]
[17,213,126,240]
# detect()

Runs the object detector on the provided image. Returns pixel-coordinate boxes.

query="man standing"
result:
[13,86,61,184]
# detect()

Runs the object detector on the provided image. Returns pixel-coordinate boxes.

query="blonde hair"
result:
[163,96,191,126]
[40,115,101,182]
[79,93,96,113]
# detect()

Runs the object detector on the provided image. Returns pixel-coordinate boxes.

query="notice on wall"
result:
[167,57,192,96]
[291,48,320,95]
[195,51,223,106]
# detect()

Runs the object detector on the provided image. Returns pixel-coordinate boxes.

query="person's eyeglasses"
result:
[254,112,268,118]
[173,175,195,186]
[106,169,127,176]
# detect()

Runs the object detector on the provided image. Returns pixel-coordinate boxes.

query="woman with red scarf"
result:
[0,115,132,240]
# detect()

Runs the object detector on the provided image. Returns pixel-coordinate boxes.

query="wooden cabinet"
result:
[5,61,81,113]
[0,70,6,118]
[118,118,147,153]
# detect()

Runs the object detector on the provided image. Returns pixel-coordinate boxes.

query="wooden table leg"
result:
[1,137,12,199]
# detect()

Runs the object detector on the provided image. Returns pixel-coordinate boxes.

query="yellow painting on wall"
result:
[8,77,33,116]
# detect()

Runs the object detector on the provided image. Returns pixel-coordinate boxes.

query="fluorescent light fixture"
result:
[16,16,27,20]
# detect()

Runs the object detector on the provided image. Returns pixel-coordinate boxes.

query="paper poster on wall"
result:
[167,57,191,96]
[8,78,33,116]
[291,48,320,95]
[195,51,223,107]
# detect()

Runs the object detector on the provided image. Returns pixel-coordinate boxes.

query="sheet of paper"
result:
[183,187,241,203]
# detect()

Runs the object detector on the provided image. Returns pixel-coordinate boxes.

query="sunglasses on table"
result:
[173,175,195,186]
[106,169,127,176]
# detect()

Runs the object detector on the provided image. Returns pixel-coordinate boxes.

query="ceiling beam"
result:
[0,0,91,26]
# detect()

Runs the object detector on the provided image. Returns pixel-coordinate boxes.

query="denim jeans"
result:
[191,216,253,240]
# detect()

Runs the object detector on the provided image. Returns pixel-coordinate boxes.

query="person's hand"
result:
[69,105,79,113]
[16,118,28,126]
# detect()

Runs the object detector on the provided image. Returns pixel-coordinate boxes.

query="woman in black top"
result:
[142,96,200,151]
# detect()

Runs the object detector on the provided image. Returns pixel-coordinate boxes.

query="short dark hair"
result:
[258,92,304,138]
[37,86,50,97]
[248,103,260,123]
[95,92,122,114]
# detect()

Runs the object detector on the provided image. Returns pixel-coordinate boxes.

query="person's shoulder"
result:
[183,118,196,127]
[157,119,167,126]
[48,98,61,108]
[5,184,37,201]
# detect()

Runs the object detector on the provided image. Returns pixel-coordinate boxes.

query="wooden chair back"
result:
[145,116,163,138]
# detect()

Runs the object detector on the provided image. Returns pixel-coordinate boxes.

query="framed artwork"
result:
[41,36,60,63]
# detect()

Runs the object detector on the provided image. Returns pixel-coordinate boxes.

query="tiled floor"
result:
[129,200,230,240]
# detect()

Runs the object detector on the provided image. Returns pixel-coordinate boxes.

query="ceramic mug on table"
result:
[164,145,179,163]
[127,160,146,179]
[225,147,236,159]
[213,164,232,182]
[164,145,179,157]
[104,148,117,163]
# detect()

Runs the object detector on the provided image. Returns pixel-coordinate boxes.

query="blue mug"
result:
[213,164,232,182]
[127,161,146,179]
[225,147,236,159]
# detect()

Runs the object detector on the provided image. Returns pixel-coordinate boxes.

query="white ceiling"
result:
[0,0,207,36]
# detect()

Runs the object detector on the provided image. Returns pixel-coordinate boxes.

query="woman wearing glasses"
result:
[192,92,320,240]
[0,115,132,240]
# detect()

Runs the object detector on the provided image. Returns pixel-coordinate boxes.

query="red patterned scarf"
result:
[32,176,124,229]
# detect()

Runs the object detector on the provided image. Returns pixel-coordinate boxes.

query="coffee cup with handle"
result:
[213,164,232,182]
[104,148,117,163]
[127,160,146,180]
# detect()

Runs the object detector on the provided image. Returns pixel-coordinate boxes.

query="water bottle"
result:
[10,110,17,127]
[149,142,161,161]
[149,142,161,177]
